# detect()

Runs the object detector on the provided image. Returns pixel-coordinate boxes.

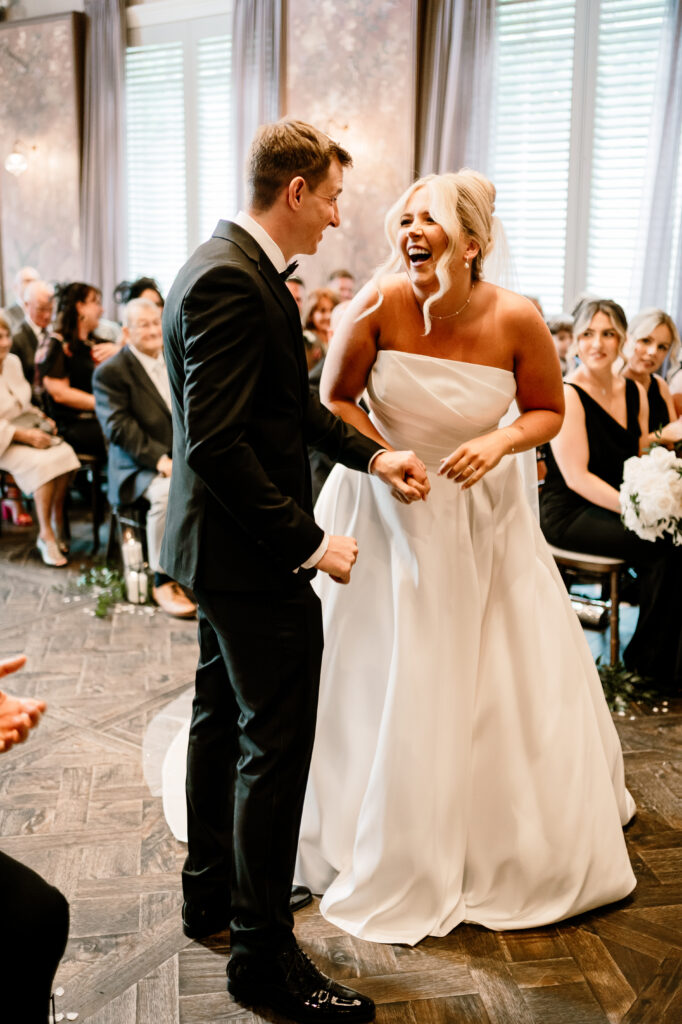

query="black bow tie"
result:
[280,261,299,281]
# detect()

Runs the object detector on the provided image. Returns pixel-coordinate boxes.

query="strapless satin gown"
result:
[294,350,636,945]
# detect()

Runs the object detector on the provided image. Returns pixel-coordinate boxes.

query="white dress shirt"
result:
[127,344,172,410]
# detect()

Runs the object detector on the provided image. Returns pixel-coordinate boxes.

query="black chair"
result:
[548,545,626,666]
[62,453,106,555]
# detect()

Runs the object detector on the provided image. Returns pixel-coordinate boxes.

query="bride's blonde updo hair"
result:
[362,169,497,333]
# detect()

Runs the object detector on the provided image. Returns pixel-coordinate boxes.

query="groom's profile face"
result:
[298,157,344,255]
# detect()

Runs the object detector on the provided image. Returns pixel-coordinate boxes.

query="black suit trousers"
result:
[184,582,323,961]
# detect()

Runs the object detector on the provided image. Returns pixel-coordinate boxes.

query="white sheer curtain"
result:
[80,0,126,318]
[416,0,495,176]
[231,0,284,210]
[633,0,682,325]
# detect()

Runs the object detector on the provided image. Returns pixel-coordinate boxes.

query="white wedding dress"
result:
[293,349,636,945]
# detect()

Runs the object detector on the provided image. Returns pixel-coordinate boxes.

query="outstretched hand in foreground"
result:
[0,655,47,753]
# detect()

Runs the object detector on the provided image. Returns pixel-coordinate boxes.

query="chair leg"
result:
[609,568,620,666]
[90,463,102,556]
[105,508,118,564]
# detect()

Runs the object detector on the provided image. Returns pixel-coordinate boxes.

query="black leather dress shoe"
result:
[290,884,313,912]
[182,901,230,940]
[227,943,375,1022]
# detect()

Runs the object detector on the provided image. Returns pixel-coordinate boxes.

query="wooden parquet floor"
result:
[1,516,681,1024]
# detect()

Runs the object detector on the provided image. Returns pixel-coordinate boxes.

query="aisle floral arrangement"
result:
[620,444,682,544]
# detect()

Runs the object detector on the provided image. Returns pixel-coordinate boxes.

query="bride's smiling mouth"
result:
[407,246,432,265]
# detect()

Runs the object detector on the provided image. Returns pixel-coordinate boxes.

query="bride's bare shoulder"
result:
[350,274,410,321]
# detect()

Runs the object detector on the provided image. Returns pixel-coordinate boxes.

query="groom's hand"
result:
[315,535,359,584]
[371,451,430,504]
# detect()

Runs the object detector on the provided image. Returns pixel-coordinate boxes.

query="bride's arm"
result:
[320,283,391,449]
[440,298,565,488]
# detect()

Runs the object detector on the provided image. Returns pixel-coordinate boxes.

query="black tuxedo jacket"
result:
[11,320,39,386]
[93,345,173,507]
[160,220,381,592]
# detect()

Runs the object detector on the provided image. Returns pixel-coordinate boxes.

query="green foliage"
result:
[595,657,662,712]
[76,564,126,618]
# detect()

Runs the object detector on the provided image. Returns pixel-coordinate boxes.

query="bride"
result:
[293,169,636,945]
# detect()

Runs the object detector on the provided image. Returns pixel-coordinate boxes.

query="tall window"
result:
[125,5,234,297]
[490,0,576,315]
[490,0,672,316]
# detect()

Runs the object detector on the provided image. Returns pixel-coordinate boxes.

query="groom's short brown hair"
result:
[247,119,352,212]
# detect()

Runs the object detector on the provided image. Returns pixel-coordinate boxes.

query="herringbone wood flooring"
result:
[1,517,680,1023]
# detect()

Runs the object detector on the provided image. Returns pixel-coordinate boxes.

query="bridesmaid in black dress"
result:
[621,308,681,445]
[540,298,682,692]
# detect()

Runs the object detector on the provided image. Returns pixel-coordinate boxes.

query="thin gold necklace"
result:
[428,283,475,320]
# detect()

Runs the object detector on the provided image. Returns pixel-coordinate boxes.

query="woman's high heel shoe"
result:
[1,498,33,527]
[36,537,67,567]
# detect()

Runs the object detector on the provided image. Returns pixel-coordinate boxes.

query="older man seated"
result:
[11,280,55,398]
[3,266,39,332]
[93,299,196,618]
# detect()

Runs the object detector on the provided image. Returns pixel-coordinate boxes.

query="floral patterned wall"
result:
[0,15,82,305]
[285,0,416,293]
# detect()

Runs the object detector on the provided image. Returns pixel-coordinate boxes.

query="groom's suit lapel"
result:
[213,220,309,399]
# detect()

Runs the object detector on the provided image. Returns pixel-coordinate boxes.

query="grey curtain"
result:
[231,0,284,210]
[636,0,682,326]
[80,0,126,318]
[416,0,495,176]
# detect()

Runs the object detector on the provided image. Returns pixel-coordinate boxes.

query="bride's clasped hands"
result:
[370,448,430,503]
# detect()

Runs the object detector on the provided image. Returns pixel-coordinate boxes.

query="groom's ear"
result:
[287,176,306,210]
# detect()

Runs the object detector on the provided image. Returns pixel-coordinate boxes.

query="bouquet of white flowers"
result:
[620,445,682,544]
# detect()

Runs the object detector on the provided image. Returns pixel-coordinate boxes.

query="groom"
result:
[161,119,428,1022]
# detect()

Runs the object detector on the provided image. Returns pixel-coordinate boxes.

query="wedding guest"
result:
[39,283,115,457]
[285,275,305,317]
[621,308,682,443]
[540,298,682,689]
[3,266,39,332]
[10,280,55,393]
[93,299,196,618]
[303,287,338,353]
[547,314,574,376]
[114,276,165,310]
[0,313,79,566]
[0,654,70,1023]
[327,268,355,302]
[308,301,352,502]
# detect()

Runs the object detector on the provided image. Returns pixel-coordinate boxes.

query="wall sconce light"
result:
[4,141,35,177]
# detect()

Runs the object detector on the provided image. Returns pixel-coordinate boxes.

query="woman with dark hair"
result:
[113,276,164,309]
[540,298,682,690]
[38,283,113,457]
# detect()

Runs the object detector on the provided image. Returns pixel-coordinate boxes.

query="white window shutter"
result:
[585,0,667,309]
[490,0,577,315]
[126,42,188,297]
[197,34,236,241]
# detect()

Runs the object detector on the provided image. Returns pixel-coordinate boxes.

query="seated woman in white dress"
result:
[0,313,80,566]
[294,170,636,945]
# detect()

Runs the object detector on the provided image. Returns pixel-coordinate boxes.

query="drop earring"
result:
[464,258,470,270]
